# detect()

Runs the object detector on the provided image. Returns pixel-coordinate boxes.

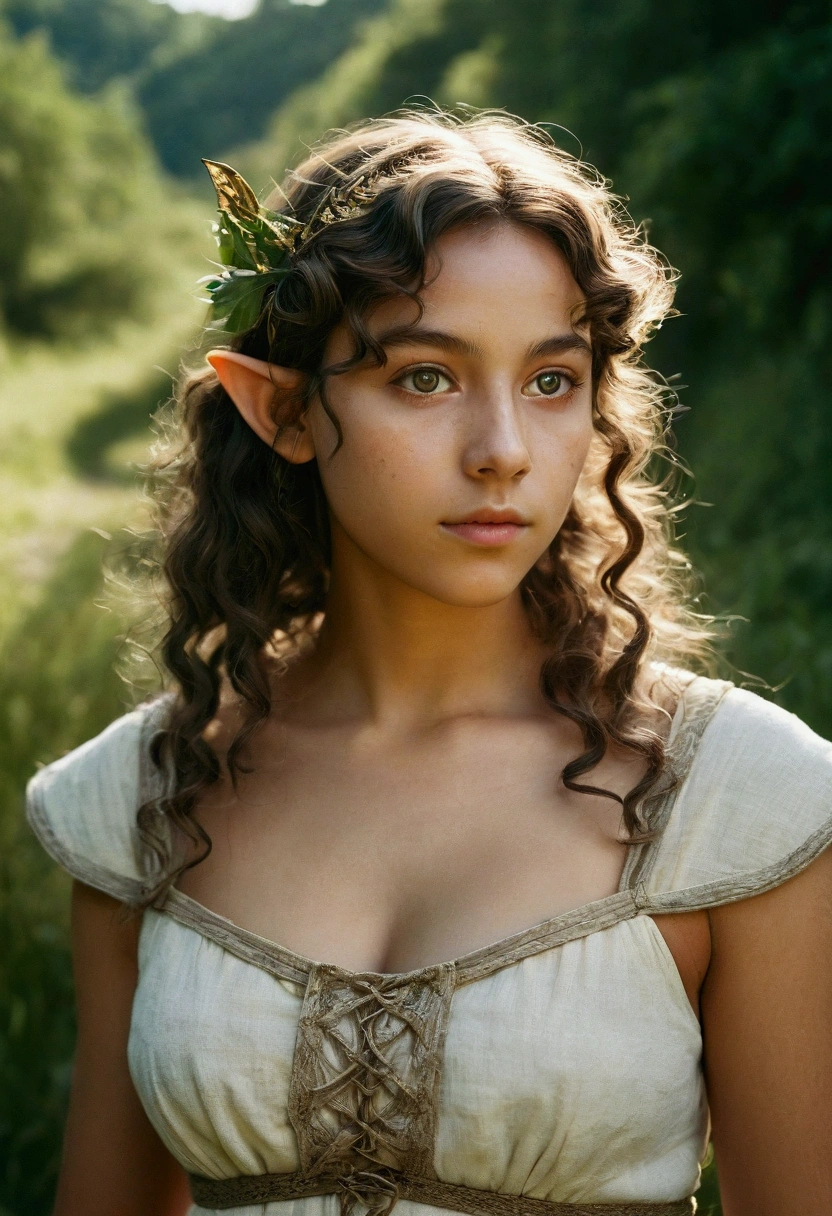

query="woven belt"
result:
[188,1167,696,1215]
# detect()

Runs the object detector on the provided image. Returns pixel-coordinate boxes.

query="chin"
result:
[402,570,526,609]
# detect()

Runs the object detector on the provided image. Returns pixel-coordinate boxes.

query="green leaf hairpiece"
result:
[199,158,378,334]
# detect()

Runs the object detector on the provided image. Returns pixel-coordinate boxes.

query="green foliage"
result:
[1,0,211,91]
[65,367,174,481]
[199,158,296,332]
[695,1152,721,1215]
[243,0,450,182]
[0,19,192,340]
[0,531,139,1215]
[137,0,388,175]
[201,156,384,332]
[3,0,389,176]
[619,17,832,732]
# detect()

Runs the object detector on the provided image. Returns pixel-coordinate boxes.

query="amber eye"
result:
[412,369,441,393]
[398,367,452,395]
[523,370,574,398]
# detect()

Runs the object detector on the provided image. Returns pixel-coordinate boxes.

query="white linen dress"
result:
[26,676,832,1216]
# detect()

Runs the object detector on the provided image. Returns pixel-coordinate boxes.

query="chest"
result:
[179,718,634,974]
[128,908,708,1202]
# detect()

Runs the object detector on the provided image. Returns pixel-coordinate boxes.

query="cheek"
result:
[534,407,594,495]
[312,410,442,531]
[571,417,595,476]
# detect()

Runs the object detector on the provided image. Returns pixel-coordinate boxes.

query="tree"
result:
[2,0,206,91]
[0,20,187,338]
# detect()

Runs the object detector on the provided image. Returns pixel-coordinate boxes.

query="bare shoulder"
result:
[72,880,141,967]
[701,845,832,1215]
[706,838,832,1010]
[54,883,190,1216]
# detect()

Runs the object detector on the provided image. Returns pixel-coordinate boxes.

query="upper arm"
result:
[701,846,832,1216]
[53,882,190,1216]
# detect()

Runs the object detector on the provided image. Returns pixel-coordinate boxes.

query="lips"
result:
[441,508,529,547]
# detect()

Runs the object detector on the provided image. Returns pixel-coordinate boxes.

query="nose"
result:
[461,391,532,482]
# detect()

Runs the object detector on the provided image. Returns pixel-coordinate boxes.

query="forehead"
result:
[372,220,587,339]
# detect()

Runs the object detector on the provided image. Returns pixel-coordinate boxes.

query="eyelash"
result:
[394,365,455,395]
[523,370,580,399]
[392,364,582,399]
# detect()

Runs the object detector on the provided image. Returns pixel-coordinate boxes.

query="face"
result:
[305,221,594,607]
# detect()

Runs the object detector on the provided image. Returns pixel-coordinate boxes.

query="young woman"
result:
[27,112,832,1216]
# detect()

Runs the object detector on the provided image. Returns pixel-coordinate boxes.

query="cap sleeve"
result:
[25,696,172,904]
[642,683,832,910]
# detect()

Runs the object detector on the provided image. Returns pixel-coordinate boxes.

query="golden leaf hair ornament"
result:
[200,158,378,334]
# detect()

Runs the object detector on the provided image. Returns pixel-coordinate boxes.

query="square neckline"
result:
[158,674,723,987]
[160,883,643,987]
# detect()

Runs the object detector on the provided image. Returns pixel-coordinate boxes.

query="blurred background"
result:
[0,0,830,1210]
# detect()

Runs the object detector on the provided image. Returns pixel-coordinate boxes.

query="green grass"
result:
[0,236,205,639]
[0,531,137,1213]
[0,211,206,1211]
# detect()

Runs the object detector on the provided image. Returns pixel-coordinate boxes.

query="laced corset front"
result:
[290,961,455,1209]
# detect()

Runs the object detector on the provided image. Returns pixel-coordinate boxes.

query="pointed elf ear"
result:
[206,350,315,463]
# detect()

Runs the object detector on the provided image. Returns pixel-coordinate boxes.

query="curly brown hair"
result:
[139,109,712,900]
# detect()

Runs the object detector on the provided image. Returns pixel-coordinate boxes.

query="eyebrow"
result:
[526,333,592,360]
[373,324,592,361]
[374,325,481,358]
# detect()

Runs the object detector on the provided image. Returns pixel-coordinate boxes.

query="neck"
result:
[291,528,548,729]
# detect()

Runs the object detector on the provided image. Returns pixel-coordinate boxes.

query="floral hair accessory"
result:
[200,159,377,334]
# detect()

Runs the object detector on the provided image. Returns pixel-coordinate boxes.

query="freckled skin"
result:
[306,223,595,609]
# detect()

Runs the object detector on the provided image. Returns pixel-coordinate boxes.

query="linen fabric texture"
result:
[25,677,832,1215]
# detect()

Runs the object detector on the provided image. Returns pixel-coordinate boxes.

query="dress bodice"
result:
[26,676,832,1214]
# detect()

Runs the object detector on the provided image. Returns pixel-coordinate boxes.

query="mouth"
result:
[440,508,530,548]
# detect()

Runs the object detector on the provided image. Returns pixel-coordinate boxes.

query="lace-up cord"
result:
[287,962,456,1192]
